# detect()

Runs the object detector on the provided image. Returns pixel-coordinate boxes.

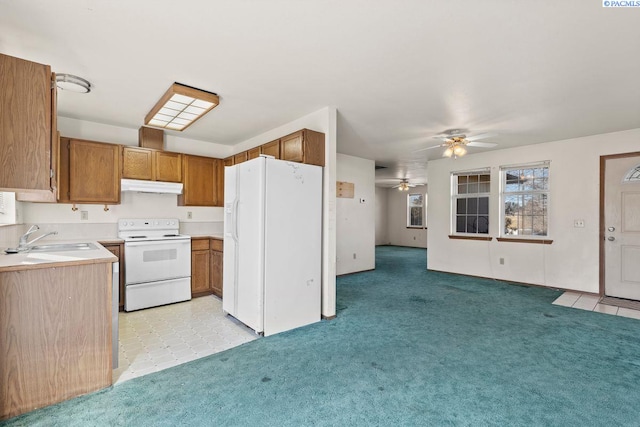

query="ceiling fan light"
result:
[443,147,453,157]
[453,145,467,156]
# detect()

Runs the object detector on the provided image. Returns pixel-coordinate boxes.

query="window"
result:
[452,170,490,234]
[500,162,549,237]
[407,193,426,227]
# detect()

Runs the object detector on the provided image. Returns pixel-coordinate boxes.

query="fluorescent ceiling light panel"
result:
[145,82,219,131]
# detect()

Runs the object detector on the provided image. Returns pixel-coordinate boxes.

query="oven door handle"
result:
[124,240,190,248]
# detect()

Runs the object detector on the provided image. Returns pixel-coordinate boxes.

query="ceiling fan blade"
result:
[465,133,494,142]
[467,141,497,148]
[413,144,445,153]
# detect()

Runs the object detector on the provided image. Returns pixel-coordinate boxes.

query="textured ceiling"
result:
[1,0,639,187]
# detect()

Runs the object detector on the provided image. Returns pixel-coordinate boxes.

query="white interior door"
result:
[604,155,640,300]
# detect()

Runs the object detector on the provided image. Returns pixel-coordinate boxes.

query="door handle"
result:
[608,236,615,241]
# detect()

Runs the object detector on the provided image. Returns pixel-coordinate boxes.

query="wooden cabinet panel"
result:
[211,247,223,298]
[211,238,223,252]
[122,147,153,180]
[191,247,211,297]
[281,131,304,163]
[247,147,260,160]
[0,53,53,193]
[101,242,125,311]
[215,159,224,207]
[179,155,218,207]
[69,139,120,203]
[0,263,112,420]
[261,139,280,159]
[234,151,248,164]
[154,151,182,182]
[191,238,210,251]
[224,157,234,167]
[281,129,325,166]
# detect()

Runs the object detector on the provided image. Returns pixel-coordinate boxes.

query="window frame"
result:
[406,192,426,228]
[499,161,550,239]
[450,168,491,236]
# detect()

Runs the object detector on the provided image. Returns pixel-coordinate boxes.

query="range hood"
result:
[121,179,183,194]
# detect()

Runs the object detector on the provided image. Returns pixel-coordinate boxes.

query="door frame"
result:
[599,151,640,296]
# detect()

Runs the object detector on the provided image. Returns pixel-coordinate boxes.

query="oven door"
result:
[124,239,191,284]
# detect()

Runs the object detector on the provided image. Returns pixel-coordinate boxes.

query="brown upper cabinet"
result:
[234,151,248,165]
[0,53,57,194]
[59,138,121,204]
[247,147,261,160]
[280,129,325,166]
[122,146,182,183]
[179,154,223,207]
[223,157,234,167]
[261,139,280,159]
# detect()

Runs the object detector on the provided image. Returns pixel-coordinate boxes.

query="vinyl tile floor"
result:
[112,296,257,385]
[552,291,640,320]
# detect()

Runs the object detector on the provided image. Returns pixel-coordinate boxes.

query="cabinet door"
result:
[179,155,217,206]
[122,147,153,180]
[234,151,248,164]
[280,131,304,163]
[191,250,211,296]
[69,139,120,203]
[0,54,52,192]
[154,151,182,182]
[211,249,223,298]
[247,147,260,160]
[215,159,224,207]
[261,139,280,159]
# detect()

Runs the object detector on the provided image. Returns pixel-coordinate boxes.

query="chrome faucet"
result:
[5,225,58,253]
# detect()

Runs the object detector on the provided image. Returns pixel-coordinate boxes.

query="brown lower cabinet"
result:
[100,242,125,311]
[191,237,223,298]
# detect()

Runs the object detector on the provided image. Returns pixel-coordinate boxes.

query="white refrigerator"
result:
[223,155,322,336]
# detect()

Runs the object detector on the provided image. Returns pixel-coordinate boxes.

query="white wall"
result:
[427,127,640,293]
[375,187,389,245]
[385,185,428,248]
[234,107,338,318]
[336,154,375,275]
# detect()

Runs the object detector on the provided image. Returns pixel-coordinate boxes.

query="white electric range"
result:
[118,218,191,311]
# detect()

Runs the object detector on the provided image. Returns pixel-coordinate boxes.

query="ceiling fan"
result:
[418,129,498,158]
[392,179,416,191]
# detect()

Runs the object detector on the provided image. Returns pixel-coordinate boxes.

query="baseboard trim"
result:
[337,268,375,277]
[426,268,599,295]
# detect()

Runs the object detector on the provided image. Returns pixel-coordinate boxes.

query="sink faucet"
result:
[6,225,59,253]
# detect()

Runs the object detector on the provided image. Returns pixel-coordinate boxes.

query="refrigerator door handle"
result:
[232,198,240,242]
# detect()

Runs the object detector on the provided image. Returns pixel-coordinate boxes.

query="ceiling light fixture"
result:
[398,182,410,191]
[145,82,219,131]
[56,74,92,93]
[442,137,467,159]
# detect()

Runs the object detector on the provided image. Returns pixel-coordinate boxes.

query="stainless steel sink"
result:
[29,242,98,252]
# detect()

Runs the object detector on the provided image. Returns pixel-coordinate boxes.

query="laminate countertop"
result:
[0,240,118,272]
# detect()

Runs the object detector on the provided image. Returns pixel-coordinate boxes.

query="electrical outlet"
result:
[574,219,585,228]
[187,211,193,219]
[499,258,505,265]
[81,211,88,221]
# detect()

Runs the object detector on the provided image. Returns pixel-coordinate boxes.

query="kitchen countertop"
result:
[190,234,224,240]
[0,240,118,272]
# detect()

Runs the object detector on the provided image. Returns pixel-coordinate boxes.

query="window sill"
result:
[448,235,493,241]
[496,237,553,245]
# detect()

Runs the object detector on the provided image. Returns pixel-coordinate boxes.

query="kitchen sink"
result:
[29,242,98,252]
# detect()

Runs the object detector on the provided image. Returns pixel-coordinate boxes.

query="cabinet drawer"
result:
[191,238,210,251]
[211,239,223,252]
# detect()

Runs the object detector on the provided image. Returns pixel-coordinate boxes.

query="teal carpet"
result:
[4,246,640,426]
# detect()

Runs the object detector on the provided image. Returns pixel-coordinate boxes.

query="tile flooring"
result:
[552,291,640,320]
[113,296,257,385]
